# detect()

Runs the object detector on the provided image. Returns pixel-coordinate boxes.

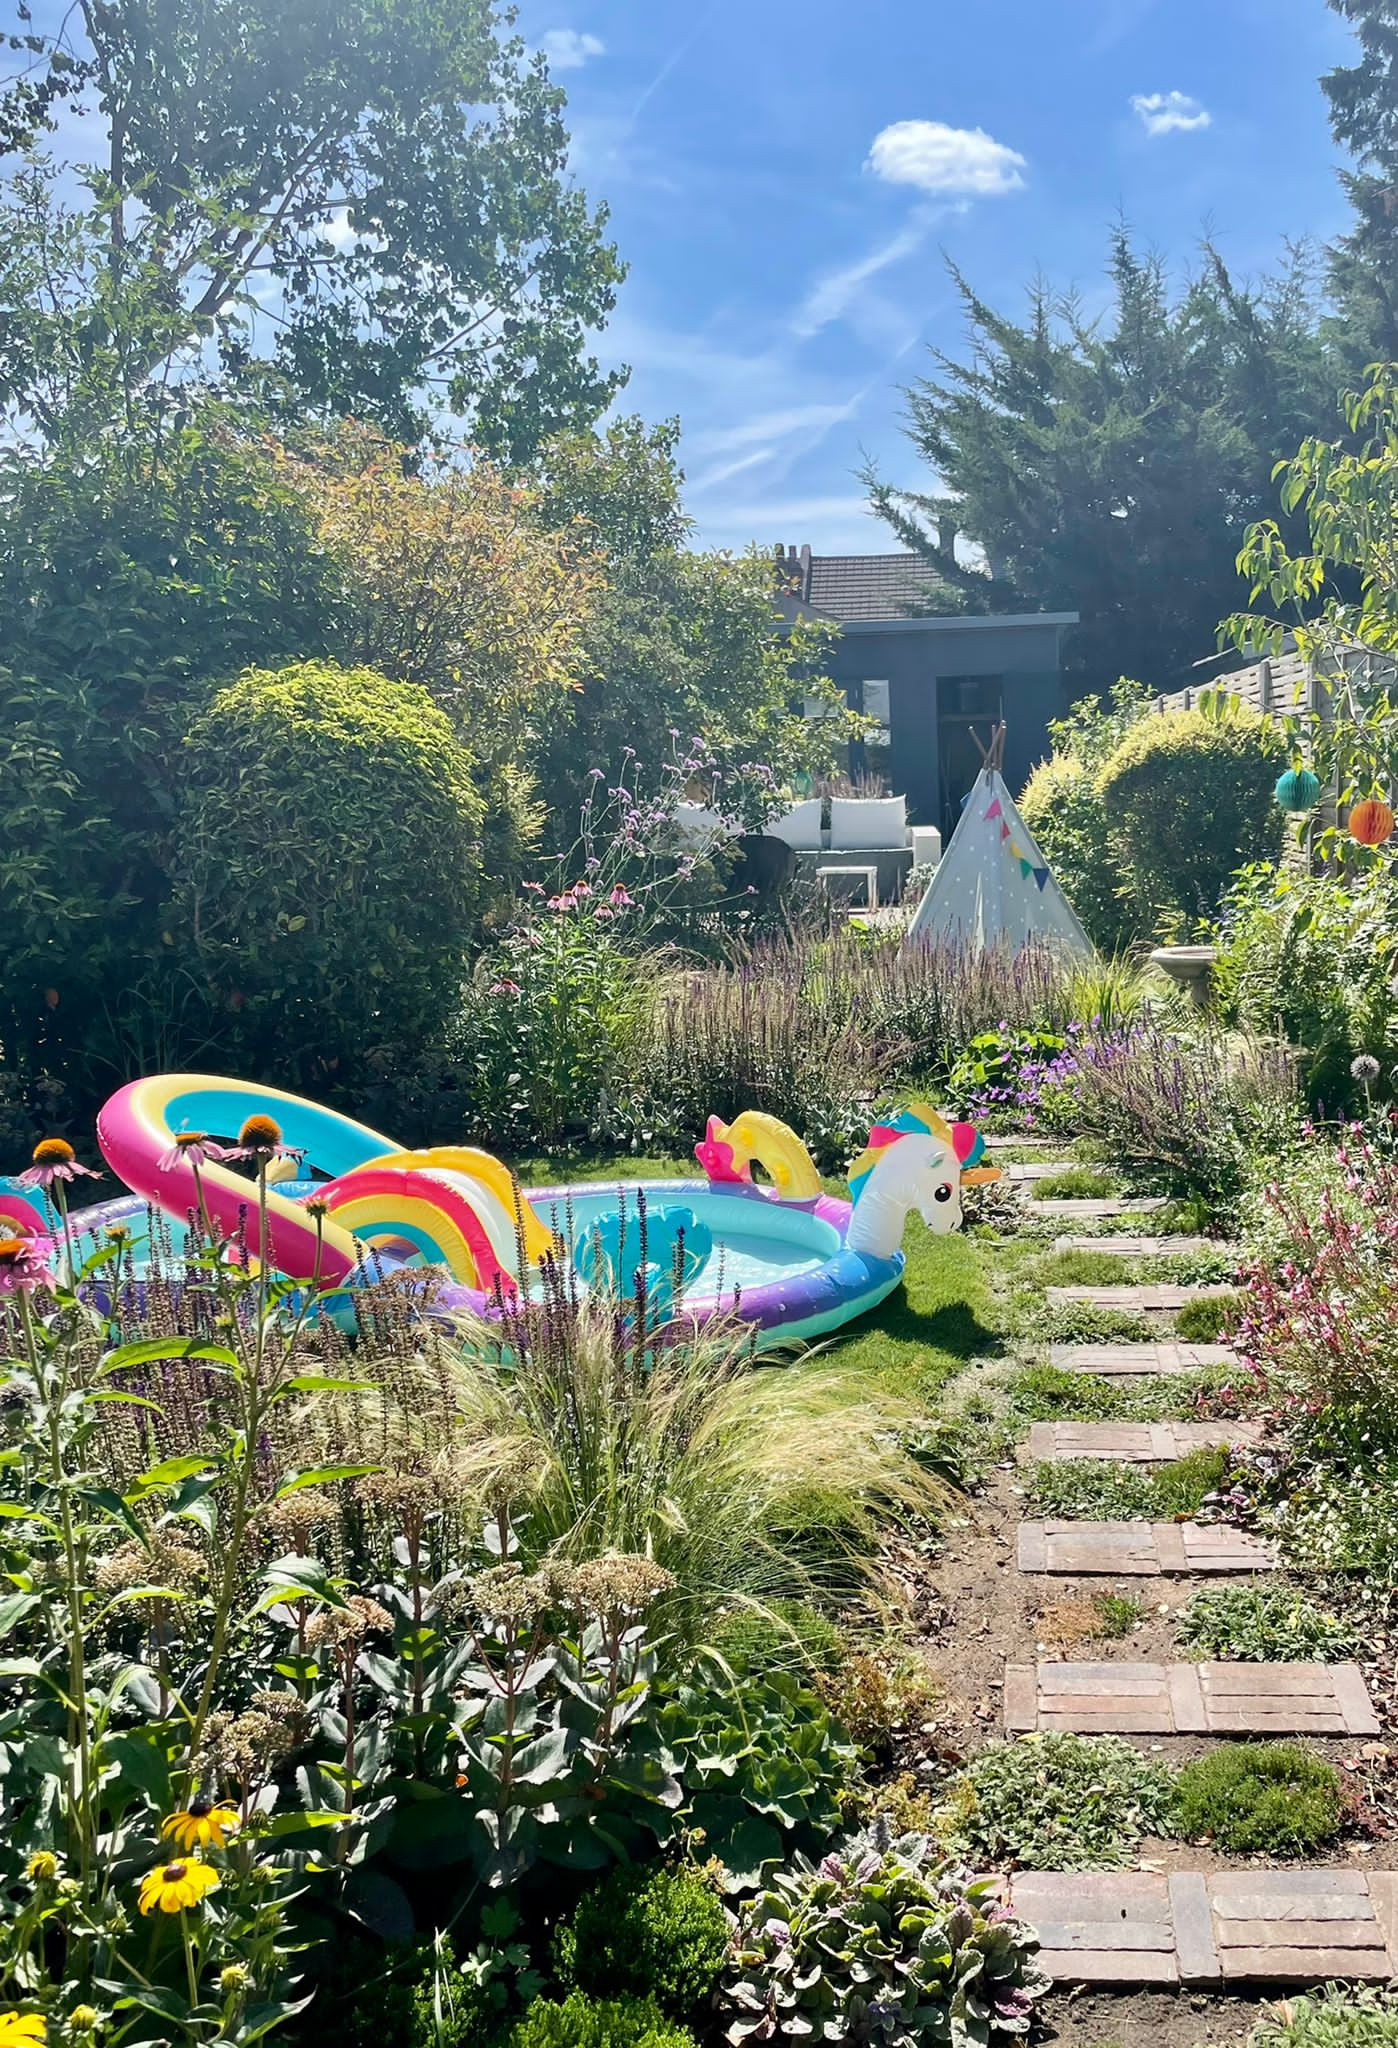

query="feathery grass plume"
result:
[441,1273,948,1632]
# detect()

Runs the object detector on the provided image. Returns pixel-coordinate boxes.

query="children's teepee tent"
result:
[904,725,1094,959]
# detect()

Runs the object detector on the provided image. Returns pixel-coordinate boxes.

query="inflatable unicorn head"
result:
[845,1103,997,1259]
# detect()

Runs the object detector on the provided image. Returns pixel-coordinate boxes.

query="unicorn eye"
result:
[934,1183,954,1203]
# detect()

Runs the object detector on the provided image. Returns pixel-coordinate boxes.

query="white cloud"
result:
[690,402,861,457]
[865,119,1026,197]
[688,448,778,495]
[541,28,604,70]
[791,215,933,339]
[1130,90,1211,136]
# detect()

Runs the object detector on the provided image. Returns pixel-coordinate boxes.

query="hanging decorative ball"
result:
[1274,767,1321,813]
[1349,797,1396,847]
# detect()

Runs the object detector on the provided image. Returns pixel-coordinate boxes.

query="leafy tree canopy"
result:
[0,0,625,456]
[1323,0,1398,373]
[529,416,855,838]
[868,231,1334,694]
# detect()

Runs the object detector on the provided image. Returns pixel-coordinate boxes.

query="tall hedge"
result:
[1095,710,1284,926]
[1018,751,1137,952]
[166,662,483,1082]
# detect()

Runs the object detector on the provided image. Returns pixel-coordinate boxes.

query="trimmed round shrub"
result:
[1171,1740,1342,1855]
[1096,709,1285,923]
[505,1991,695,2048]
[166,661,482,1082]
[554,1864,728,2027]
[1018,751,1137,951]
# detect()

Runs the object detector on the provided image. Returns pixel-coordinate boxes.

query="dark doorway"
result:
[937,675,1004,838]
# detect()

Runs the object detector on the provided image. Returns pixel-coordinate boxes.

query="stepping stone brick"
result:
[1008,1869,1398,1988]
[1052,1235,1240,1260]
[1018,1519,1279,1576]
[1046,1282,1236,1313]
[1023,1196,1168,1220]
[1005,1161,1080,1183]
[1048,1341,1235,1378]
[984,1135,1060,1151]
[1023,1418,1263,1463]
[1002,1659,1379,1736]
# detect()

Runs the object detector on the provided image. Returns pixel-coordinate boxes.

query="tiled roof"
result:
[805,551,950,622]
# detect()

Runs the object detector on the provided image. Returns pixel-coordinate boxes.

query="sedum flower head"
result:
[95,1534,203,1596]
[567,1554,676,1617]
[305,1594,392,1653]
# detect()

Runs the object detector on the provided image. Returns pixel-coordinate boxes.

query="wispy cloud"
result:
[690,401,863,457]
[790,213,936,340]
[866,120,1027,197]
[1130,89,1211,136]
[688,447,778,494]
[541,28,604,70]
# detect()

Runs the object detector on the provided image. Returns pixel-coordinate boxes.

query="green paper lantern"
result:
[1275,766,1321,814]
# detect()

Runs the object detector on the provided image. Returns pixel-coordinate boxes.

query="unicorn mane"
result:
[848,1102,985,1204]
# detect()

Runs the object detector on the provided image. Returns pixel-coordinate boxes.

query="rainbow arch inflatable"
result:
[0,1075,991,1348]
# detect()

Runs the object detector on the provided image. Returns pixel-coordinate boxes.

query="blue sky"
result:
[520,0,1358,555]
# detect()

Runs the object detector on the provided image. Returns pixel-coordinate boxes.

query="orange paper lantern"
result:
[1349,798,1396,847]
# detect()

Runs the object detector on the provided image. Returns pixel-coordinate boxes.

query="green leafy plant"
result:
[1095,707,1284,926]
[1176,1584,1356,1663]
[1029,1168,1118,1200]
[1029,1446,1230,1521]
[1243,1987,1398,2048]
[721,1832,1049,2045]
[554,1864,728,2027]
[167,660,483,1084]
[1004,1362,1226,1426]
[705,1600,844,1677]
[814,1649,942,1767]
[1171,1742,1342,1856]
[1176,1291,1243,1342]
[505,1991,697,2048]
[935,1734,1175,1871]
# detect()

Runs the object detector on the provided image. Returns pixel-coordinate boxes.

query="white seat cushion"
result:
[829,796,907,850]
[766,798,825,851]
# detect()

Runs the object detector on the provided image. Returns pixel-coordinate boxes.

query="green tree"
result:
[530,417,851,836]
[0,415,330,1096]
[868,233,1333,693]
[1221,363,1398,823]
[1323,1,1398,373]
[166,661,483,1082]
[0,0,624,456]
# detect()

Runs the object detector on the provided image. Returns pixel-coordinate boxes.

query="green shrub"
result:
[167,660,483,1084]
[1245,1987,1398,2048]
[1176,1584,1355,1663]
[1019,752,1137,952]
[505,1991,696,2048]
[1171,1741,1342,1855]
[936,1732,1175,1870]
[1217,861,1398,1113]
[1095,707,1285,925]
[722,1835,1049,2044]
[554,1864,728,2027]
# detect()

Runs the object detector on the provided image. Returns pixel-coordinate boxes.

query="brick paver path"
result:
[1008,1869,1398,1987]
[984,1135,1061,1151]
[1018,1519,1278,1576]
[1003,1659,1378,1736]
[1046,1282,1235,1313]
[1024,1419,1263,1463]
[1005,1161,1079,1183]
[1052,1235,1240,1260]
[1048,1340,1235,1377]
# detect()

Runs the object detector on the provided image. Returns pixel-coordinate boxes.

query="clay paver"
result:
[1023,1419,1263,1463]
[984,1135,1061,1151]
[1009,1870,1398,1987]
[1046,1282,1236,1312]
[1018,1519,1278,1576]
[1003,1659,1379,1736]
[1005,1161,1078,1183]
[1023,1196,1168,1220]
[1052,1235,1240,1260]
[1048,1340,1236,1378]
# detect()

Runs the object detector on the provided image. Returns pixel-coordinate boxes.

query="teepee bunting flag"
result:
[904,763,1095,961]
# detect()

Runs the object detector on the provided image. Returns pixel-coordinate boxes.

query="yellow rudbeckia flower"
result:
[0,2015,46,2048]
[138,1858,221,1916]
[161,1801,239,1853]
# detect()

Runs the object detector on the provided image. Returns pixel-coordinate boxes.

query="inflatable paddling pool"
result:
[0,1076,996,1349]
